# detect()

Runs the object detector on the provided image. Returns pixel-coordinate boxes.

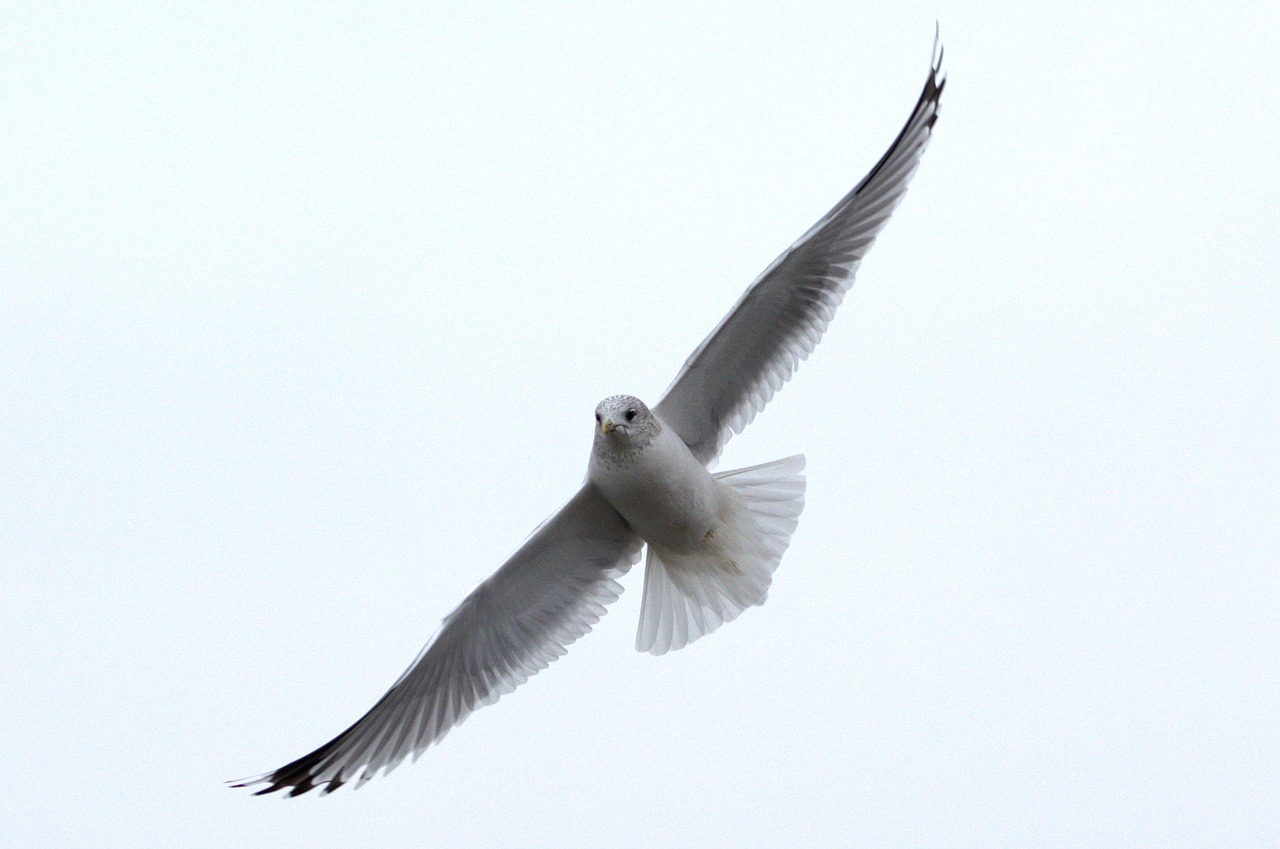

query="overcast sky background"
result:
[3,2,1277,847]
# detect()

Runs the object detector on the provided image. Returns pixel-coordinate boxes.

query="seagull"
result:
[234,37,944,797]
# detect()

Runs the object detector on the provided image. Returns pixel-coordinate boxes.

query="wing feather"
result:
[655,40,945,463]
[232,483,642,796]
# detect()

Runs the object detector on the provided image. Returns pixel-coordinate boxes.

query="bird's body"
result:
[589,395,806,654]
[234,36,945,797]
[589,396,720,554]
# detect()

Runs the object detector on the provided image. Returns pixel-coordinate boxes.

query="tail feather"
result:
[637,455,805,655]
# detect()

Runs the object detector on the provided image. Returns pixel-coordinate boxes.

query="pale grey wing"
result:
[232,483,642,797]
[655,42,945,464]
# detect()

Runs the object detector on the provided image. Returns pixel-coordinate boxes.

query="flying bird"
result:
[234,37,944,797]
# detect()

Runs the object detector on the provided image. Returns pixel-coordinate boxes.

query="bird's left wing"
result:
[232,483,642,796]
[655,40,945,464]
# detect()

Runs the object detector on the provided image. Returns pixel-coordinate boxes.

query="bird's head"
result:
[593,395,657,444]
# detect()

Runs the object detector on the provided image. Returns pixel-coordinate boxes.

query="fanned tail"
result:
[637,455,805,655]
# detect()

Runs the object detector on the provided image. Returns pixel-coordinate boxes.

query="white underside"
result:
[636,454,806,655]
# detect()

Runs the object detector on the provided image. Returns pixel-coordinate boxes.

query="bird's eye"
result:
[595,413,602,423]
[626,409,636,422]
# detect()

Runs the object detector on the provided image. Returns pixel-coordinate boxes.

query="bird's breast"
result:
[589,425,721,552]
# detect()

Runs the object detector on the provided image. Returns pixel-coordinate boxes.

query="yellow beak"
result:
[601,419,615,434]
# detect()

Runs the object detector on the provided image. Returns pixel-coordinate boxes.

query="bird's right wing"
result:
[232,483,642,796]
[655,39,945,464]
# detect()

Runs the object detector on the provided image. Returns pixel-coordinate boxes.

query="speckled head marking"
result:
[592,395,660,461]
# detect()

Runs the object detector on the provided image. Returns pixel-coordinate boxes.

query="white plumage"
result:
[637,455,806,656]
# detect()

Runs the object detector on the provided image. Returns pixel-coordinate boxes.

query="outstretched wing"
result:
[655,41,945,464]
[232,483,642,796]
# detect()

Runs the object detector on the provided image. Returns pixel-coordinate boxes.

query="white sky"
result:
[3,2,1277,847]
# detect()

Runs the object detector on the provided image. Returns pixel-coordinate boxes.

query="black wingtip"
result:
[225,773,292,796]
[927,23,946,94]
[923,28,946,130]
[851,30,946,196]
[228,714,360,797]
[227,754,330,798]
